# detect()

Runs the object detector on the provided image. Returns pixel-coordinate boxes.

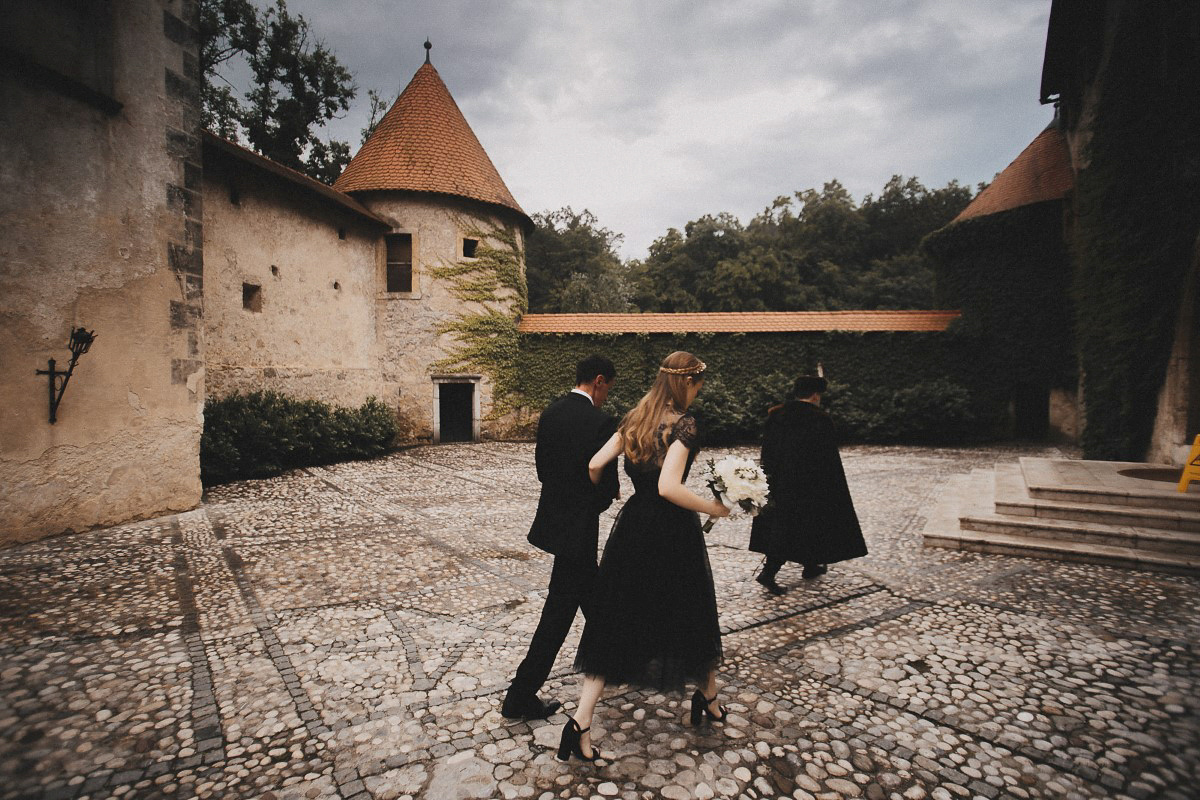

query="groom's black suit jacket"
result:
[527,392,620,561]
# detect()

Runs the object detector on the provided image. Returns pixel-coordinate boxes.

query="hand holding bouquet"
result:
[701,456,770,532]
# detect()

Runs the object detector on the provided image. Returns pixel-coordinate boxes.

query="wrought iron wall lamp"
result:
[35,327,96,423]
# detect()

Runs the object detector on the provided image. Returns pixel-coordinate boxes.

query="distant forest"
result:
[526,176,979,313]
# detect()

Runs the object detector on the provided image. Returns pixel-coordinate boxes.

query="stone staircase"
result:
[922,457,1200,574]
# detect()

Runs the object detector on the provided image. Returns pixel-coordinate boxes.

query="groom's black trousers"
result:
[509,553,597,697]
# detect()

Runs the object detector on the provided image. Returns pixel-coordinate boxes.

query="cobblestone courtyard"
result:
[1,442,1197,800]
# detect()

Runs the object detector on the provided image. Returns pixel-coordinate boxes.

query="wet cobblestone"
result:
[1,442,1197,799]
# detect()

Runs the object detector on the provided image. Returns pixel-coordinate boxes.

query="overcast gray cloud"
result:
[259,0,1053,258]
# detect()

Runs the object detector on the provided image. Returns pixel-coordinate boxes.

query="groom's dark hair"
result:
[576,355,616,385]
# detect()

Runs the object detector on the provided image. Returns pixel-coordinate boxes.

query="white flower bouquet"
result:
[700,456,770,532]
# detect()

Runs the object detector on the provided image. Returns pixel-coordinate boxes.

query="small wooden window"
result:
[242,283,262,312]
[462,238,478,258]
[386,233,413,293]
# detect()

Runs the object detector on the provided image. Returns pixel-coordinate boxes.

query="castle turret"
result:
[338,44,530,443]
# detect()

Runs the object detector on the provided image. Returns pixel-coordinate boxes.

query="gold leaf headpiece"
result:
[659,359,707,375]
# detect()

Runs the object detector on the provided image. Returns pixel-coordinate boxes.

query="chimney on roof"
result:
[424,38,432,64]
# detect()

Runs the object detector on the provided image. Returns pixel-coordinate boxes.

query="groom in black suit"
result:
[501,355,620,720]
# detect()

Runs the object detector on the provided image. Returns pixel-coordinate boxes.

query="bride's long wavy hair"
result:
[619,351,707,464]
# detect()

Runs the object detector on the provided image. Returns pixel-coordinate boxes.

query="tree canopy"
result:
[199,0,357,184]
[621,176,975,313]
[525,208,633,313]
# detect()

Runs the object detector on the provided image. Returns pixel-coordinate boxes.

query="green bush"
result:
[201,392,398,486]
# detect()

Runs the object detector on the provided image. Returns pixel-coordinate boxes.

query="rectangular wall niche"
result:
[386,233,412,292]
[462,238,478,258]
[242,282,263,312]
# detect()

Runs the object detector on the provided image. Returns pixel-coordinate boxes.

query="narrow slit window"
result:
[386,233,412,293]
[242,283,262,312]
[462,238,478,258]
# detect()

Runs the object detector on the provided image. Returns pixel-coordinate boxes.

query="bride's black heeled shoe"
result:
[690,689,727,725]
[557,717,601,763]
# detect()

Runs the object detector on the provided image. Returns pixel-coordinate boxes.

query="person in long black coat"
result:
[749,374,867,595]
[502,355,620,719]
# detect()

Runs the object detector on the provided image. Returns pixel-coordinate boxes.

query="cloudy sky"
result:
[249,0,1054,259]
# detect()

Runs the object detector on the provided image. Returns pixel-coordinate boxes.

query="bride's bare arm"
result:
[589,432,623,484]
[658,440,729,516]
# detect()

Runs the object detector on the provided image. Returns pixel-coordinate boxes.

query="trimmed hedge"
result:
[201,391,398,486]
[515,331,994,445]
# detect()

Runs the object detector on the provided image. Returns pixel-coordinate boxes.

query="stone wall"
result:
[1147,241,1199,465]
[357,193,526,441]
[0,0,204,545]
[202,144,391,413]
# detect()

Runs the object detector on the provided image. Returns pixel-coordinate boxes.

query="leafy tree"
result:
[361,88,393,144]
[630,176,974,312]
[525,208,632,312]
[631,213,746,311]
[199,0,357,183]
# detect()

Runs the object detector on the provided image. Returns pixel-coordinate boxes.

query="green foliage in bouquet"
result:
[201,391,398,486]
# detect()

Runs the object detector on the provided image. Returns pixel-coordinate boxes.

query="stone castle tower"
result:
[202,45,532,445]
[334,47,532,442]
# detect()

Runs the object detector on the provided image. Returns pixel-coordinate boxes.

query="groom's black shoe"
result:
[501,691,562,720]
[802,564,828,580]
[755,572,786,596]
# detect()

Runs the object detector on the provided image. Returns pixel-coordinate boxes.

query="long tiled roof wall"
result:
[334,62,527,222]
[517,311,961,334]
[954,125,1073,222]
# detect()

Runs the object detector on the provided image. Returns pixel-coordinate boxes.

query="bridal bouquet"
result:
[700,456,770,533]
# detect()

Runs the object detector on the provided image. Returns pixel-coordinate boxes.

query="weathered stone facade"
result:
[201,135,392,412]
[362,193,525,440]
[0,0,205,545]
[1147,243,1200,465]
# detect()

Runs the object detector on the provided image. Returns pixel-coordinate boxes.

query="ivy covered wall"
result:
[514,330,1008,445]
[1065,2,1200,460]
[924,199,1077,408]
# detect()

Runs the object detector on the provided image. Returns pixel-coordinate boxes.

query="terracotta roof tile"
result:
[955,125,1073,221]
[334,62,528,223]
[517,311,961,334]
[202,131,389,227]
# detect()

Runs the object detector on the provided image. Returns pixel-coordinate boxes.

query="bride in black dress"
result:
[557,351,731,763]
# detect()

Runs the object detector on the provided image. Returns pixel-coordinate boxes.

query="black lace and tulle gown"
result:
[574,414,722,690]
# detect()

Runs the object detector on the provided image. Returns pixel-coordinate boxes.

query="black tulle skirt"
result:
[574,490,722,691]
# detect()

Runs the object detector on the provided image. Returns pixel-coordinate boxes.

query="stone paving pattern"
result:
[1,442,1197,800]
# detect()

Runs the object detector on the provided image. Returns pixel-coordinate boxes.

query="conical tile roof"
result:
[954,124,1073,222]
[335,61,528,223]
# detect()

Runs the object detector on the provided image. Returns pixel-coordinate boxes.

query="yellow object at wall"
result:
[1178,435,1200,492]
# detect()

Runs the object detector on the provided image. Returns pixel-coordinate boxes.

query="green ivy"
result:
[428,220,527,416]
[923,199,1078,410]
[1066,4,1200,460]
[513,331,995,445]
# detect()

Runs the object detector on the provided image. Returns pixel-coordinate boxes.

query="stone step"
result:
[922,525,1200,576]
[1020,457,1200,513]
[959,511,1200,556]
[920,466,1200,574]
[993,463,1200,532]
